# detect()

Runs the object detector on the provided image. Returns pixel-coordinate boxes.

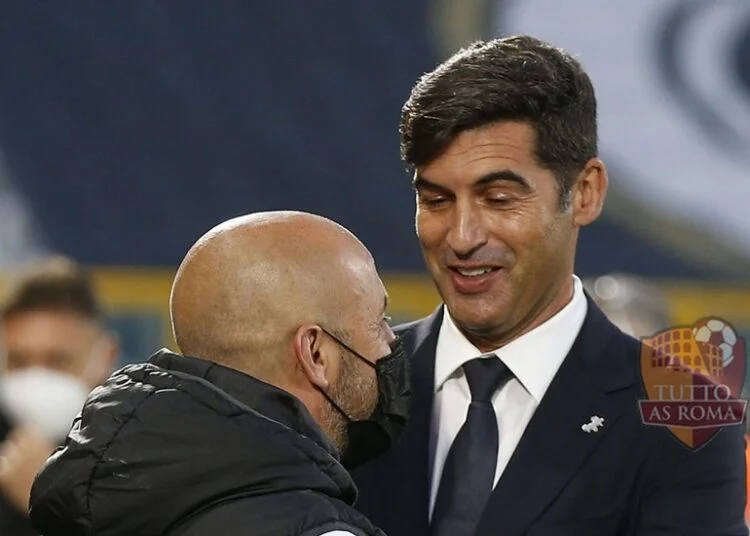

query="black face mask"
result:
[318,328,411,469]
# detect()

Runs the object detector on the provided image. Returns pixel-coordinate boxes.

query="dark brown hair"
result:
[401,35,598,205]
[1,256,104,322]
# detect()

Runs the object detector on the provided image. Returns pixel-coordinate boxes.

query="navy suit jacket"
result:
[352,298,748,535]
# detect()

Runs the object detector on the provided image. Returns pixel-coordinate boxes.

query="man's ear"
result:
[87,331,120,388]
[571,158,609,227]
[292,325,332,390]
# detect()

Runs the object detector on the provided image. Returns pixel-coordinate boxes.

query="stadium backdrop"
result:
[0,269,748,385]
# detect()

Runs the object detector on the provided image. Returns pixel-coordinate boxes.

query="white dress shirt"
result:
[428,276,588,518]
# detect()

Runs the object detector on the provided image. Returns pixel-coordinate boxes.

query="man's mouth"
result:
[451,267,498,277]
[446,266,502,294]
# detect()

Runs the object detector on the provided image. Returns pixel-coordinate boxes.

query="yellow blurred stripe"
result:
[0,269,747,347]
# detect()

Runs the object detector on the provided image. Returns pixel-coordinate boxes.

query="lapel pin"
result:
[581,415,605,433]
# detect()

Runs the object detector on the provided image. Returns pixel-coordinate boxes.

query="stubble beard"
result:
[320,352,378,454]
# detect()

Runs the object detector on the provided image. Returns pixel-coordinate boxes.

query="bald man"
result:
[26,212,410,536]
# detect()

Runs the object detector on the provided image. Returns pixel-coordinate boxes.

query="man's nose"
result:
[446,203,488,258]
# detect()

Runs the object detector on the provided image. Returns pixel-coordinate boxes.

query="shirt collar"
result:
[434,275,588,403]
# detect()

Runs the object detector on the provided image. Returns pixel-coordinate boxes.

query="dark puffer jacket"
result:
[28,349,385,536]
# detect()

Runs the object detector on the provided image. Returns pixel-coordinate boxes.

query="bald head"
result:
[170,211,384,380]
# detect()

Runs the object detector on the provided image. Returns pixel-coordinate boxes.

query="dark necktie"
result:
[430,356,513,536]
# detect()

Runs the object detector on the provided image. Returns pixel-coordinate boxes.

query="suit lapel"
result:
[383,308,443,535]
[476,299,637,536]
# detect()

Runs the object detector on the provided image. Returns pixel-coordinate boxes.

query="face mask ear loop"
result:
[315,326,379,423]
[318,327,376,370]
[319,386,354,423]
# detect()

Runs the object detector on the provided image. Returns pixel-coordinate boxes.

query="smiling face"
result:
[414,121,601,351]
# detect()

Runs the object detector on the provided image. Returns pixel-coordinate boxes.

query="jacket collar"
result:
[148,349,339,458]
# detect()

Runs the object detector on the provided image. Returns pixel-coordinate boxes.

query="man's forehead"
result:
[3,310,100,338]
[416,123,537,177]
[357,282,388,319]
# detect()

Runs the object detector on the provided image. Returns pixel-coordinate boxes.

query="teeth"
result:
[457,268,492,276]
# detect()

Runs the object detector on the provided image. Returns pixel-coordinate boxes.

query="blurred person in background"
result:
[585,273,672,338]
[0,256,118,535]
[351,35,747,535]
[28,212,408,536]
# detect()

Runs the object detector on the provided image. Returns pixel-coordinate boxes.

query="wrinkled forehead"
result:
[415,122,544,187]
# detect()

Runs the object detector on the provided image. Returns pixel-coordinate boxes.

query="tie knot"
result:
[463,356,511,402]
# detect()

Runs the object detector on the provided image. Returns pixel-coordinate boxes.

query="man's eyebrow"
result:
[474,170,532,190]
[413,170,531,191]
[412,174,444,191]
[370,295,390,332]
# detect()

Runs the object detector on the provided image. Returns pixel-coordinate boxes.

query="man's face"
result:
[1,310,114,388]
[321,266,395,449]
[414,121,577,349]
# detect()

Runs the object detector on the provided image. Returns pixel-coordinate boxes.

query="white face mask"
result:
[0,367,91,443]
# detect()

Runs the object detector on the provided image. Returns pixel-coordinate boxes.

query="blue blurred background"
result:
[0,0,747,365]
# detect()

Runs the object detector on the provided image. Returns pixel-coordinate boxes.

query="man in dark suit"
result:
[351,35,748,535]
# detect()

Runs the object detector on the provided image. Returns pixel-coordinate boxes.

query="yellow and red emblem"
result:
[639,317,747,449]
